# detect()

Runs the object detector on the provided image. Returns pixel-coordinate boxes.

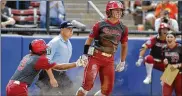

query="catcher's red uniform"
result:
[144,36,167,71]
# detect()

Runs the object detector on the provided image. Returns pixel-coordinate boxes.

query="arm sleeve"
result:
[120,26,128,44]
[46,41,57,63]
[89,22,100,38]
[34,55,56,70]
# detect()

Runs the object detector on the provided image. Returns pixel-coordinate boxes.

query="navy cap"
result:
[60,21,75,28]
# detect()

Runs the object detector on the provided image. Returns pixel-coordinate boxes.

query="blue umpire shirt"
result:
[47,34,72,68]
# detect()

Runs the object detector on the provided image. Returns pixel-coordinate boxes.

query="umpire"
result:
[36,21,75,96]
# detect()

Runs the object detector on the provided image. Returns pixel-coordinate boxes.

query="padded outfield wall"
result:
[1,35,166,96]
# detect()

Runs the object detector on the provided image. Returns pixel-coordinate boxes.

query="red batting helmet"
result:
[158,23,170,32]
[29,39,47,55]
[106,1,124,17]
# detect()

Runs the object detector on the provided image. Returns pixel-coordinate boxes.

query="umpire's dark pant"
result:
[36,70,73,96]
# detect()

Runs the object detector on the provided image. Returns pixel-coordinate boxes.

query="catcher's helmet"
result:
[158,23,170,32]
[29,39,47,55]
[106,1,124,17]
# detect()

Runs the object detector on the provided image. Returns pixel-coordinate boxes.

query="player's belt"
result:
[179,72,182,74]
[95,49,112,57]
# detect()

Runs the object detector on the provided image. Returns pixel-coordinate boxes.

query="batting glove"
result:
[115,61,126,72]
[136,56,144,67]
[75,55,88,67]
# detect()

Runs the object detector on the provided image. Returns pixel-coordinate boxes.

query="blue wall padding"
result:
[1,36,165,96]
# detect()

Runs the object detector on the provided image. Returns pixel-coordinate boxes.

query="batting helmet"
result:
[158,23,170,32]
[106,1,124,17]
[29,39,47,55]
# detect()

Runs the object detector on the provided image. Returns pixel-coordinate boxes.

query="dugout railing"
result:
[1,28,182,36]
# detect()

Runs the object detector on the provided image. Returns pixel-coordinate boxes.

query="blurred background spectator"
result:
[154,0,178,32]
[40,1,65,28]
[120,0,131,14]
[142,1,158,30]
[132,0,158,30]
[131,0,142,26]
[155,10,179,32]
[1,0,15,28]
[131,0,178,32]
[155,0,178,20]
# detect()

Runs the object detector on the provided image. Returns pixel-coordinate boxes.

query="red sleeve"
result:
[145,36,156,48]
[120,26,128,44]
[89,22,100,38]
[34,55,56,70]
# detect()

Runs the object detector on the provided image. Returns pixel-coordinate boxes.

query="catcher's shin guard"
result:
[143,55,154,84]
[143,63,153,84]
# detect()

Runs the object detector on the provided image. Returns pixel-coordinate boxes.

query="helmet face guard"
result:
[29,39,48,55]
[106,1,124,18]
